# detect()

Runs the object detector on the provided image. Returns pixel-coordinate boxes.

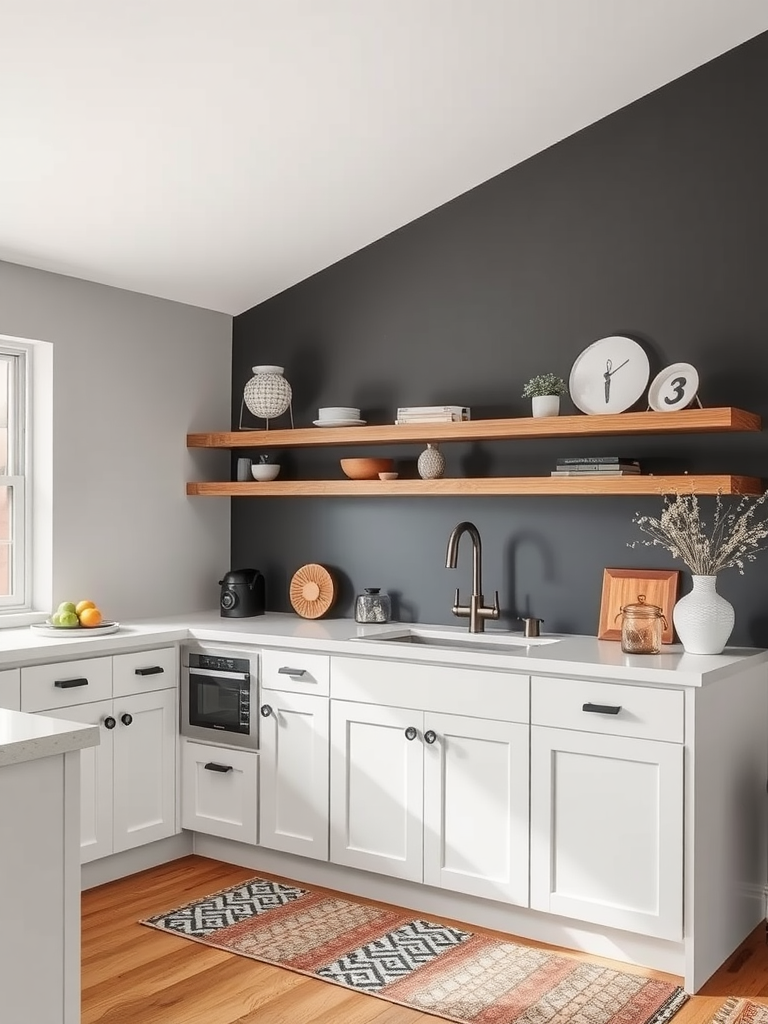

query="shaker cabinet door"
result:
[330,700,424,881]
[530,726,683,940]
[260,690,329,860]
[423,713,529,906]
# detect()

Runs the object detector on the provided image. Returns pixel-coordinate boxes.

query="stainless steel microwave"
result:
[180,644,259,750]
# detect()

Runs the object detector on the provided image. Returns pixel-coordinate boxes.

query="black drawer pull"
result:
[204,762,233,773]
[582,702,622,715]
[54,677,88,689]
[278,667,307,677]
[135,666,164,676]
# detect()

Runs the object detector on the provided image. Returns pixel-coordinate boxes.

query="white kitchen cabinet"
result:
[112,688,177,852]
[530,675,684,941]
[330,699,528,903]
[27,646,179,863]
[331,700,424,881]
[259,689,329,860]
[0,667,20,710]
[423,712,528,905]
[181,739,259,844]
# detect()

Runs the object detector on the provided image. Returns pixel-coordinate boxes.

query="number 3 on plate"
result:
[648,363,699,413]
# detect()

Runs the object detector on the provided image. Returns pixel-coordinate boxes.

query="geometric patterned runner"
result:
[142,875,689,1024]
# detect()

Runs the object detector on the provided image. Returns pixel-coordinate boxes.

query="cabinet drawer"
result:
[261,649,329,696]
[331,656,528,722]
[113,646,177,698]
[181,739,259,845]
[22,657,113,712]
[531,675,683,743]
[0,668,21,710]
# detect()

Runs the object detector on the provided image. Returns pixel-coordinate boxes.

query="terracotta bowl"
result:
[340,457,395,480]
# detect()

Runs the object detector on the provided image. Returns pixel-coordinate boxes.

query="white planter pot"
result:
[531,395,560,418]
[672,575,734,655]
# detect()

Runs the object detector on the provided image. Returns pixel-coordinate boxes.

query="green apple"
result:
[58,610,79,627]
[50,611,62,625]
[57,601,76,615]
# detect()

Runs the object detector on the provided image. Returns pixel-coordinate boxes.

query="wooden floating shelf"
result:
[187,475,763,498]
[187,408,761,450]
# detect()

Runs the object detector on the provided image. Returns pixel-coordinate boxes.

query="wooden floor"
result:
[82,855,768,1024]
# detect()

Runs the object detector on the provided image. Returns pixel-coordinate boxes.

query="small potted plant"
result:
[521,373,568,417]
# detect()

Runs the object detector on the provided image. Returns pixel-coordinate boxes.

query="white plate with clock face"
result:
[647,363,699,412]
[569,336,650,415]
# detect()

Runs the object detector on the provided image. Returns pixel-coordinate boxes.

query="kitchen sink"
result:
[358,627,561,652]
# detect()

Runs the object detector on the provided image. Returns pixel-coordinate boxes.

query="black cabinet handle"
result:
[54,677,88,689]
[104,716,116,730]
[204,762,233,773]
[404,726,418,740]
[121,713,133,726]
[135,666,164,676]
[260,704,273,717]
[424,730,437,744]
[582,702,622,715]
[278,667,307,677]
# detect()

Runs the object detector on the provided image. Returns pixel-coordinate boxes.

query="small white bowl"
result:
[378,471,399,481]
[251,464,281,481]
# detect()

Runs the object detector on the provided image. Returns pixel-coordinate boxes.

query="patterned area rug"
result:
[711,999,768,1024]
[141,876,689,1024]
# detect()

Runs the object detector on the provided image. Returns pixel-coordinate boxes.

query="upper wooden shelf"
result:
[187,407,761,450]
[187,475,763,497]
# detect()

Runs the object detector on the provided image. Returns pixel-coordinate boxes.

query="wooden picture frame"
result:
[598,568,680,644]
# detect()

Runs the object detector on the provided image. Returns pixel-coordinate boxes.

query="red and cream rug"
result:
[710,999,768,1024]
[142,875,689,1024]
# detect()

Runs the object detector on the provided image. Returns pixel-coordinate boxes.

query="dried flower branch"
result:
[629,491,768,576]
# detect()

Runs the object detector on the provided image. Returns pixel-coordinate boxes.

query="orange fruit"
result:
[79,607,103,628]
[76,600,96,616]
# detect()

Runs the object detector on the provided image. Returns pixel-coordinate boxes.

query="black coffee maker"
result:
[218,568,266,618]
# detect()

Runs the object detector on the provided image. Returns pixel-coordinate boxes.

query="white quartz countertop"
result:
[0,610,763,687]
[0,708,99,768]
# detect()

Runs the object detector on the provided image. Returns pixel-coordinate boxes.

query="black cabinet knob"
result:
[404,726,417,741]
[424,730,437,744]
[260,704,273,717]
[104,716,116,730]
[121,713,133,726]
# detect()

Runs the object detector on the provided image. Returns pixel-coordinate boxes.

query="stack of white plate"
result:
[313,406,366,427]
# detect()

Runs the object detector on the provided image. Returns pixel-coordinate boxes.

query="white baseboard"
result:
[192,834,687,982]
[81,833,193,890]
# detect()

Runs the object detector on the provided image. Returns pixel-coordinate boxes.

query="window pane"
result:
[0,485,12,597]
[0,359,8,475]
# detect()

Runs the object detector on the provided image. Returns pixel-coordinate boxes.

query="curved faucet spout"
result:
[445,521,482,594]
[445,521,499,633]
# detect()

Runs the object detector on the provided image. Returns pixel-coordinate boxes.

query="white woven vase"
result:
[672,575,734,655]
[243,365,292,420]
[417,443,445,480]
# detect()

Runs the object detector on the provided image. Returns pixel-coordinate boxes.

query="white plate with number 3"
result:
[647,363,699,412]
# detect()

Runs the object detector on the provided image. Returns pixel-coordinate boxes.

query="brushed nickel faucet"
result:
[445,521,500,633]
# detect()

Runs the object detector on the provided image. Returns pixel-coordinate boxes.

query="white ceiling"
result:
[2,1,767,315]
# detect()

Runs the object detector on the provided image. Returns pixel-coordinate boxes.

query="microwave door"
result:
[189,670,249,733]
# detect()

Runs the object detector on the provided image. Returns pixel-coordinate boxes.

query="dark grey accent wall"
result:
[232,33,768,646]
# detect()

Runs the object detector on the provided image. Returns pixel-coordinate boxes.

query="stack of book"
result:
[551,457,641,477]
[395,405,471,424]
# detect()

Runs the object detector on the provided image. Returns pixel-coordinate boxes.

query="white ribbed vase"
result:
[672,575,734,655]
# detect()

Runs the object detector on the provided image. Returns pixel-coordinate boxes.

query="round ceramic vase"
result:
[531,395,560,418]
[672,575,734,655]
[243,365,292,420]
[417,443,445,479]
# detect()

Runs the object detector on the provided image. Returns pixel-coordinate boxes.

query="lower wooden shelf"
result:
[186,475,762,497]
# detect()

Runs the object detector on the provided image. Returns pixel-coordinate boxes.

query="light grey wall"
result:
[0,261,232,619]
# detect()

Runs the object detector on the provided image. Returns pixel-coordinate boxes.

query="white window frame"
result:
[0,344,29,610]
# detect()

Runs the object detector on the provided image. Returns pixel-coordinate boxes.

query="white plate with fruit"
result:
[31,600,119,637]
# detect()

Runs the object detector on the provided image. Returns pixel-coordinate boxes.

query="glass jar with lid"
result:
[614,594,668,654]
[355,588,391,624]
